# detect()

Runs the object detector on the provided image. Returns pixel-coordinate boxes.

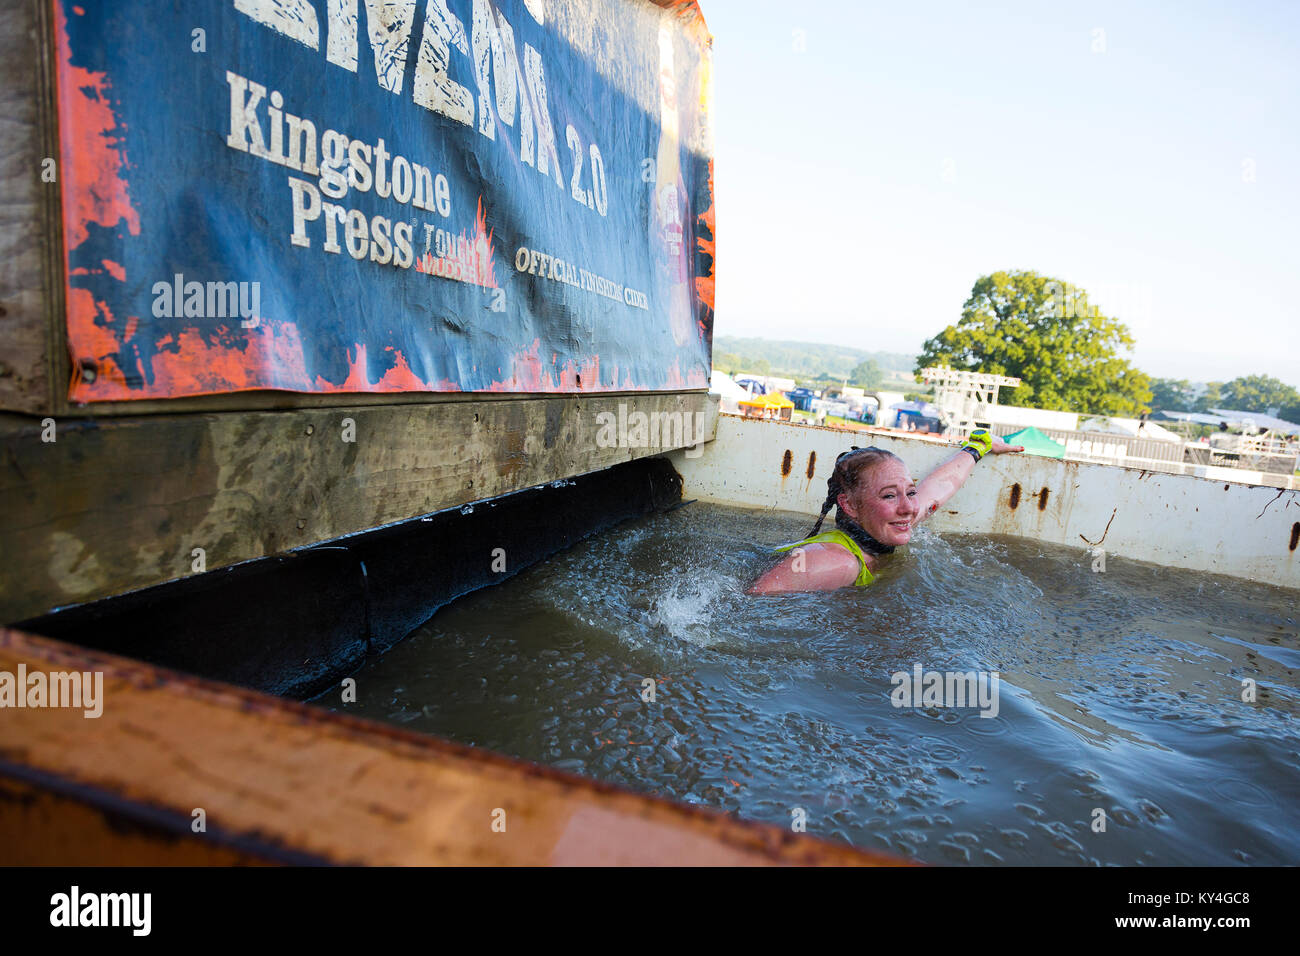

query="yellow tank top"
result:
[772,529,875,587]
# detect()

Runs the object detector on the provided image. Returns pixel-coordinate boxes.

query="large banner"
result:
[54,0,714,401]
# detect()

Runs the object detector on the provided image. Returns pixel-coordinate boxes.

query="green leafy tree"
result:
[849,359,884,389]
[1194,382,1223,413]
[915,270,1152,415]
[1218,374,1300,414]
[1149,378,1196,412]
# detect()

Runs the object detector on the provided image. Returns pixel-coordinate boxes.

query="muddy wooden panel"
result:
[0,393,717,622]
[62,385,712,418]
[18,457,683,699]
[0,0,61,416]
[0,629,903,866]
[0,776,280,865]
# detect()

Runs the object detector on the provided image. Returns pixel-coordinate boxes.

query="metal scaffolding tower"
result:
[920,367,1022,436]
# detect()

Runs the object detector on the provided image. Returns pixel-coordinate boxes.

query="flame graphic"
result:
[415,196,498,289]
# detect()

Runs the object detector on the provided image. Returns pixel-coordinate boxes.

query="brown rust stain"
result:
[1038,486,1050,511]
[1257,488,1286,520]
[806,451,816,480]
[1009,483,1021,509]
[1080,508,1118,547]
[781,450,793,477]
[1290,522,1299,552]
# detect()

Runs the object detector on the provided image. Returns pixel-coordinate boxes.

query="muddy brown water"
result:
[312,502,1300,865]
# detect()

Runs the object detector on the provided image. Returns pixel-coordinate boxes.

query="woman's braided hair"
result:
[808,446,903,537]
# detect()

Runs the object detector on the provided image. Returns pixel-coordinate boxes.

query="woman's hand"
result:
[989,435,1024,455]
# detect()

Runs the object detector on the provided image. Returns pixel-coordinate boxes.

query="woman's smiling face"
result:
[838,459,919,547]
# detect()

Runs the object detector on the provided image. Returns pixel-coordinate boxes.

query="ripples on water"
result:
[314,503,1300,865]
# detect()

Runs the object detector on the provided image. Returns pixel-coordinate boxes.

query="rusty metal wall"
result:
[667,415,1300,589]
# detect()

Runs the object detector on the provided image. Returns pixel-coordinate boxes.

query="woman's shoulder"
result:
[774,529,853,552]
[747,539,863,594]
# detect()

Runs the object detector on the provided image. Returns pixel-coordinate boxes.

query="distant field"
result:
[713,335,916,381]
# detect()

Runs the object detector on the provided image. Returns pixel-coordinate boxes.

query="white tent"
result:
[1079,416,1181,442]
[710,370,753,414]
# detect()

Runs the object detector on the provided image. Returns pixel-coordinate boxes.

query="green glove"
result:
[961,429,993,462]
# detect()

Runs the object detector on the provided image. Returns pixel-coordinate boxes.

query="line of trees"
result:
[914,269,1297,420]
[715,270,1296,422]
[1149,375,1300,421]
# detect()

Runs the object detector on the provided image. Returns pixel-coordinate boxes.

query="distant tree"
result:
[715,352,742,374]
[915,270,1152,415]
[849,359,883,389]
[1194,382,1223,414]
[1218,374,1300,415]
[1149,378,1196,412]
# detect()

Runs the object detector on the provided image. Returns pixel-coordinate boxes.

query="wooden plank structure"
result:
[0,628,902,866]
[1,393,716,623]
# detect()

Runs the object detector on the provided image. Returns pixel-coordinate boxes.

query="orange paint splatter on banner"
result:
[663,359,706,390]
[69,315,322,403]
[695,158,715,312]
[488,339,544,391]
[487,341,606,392]
[150,326,310,397]
[554,355,600,389]
[54,3,140,251]
[663,1,713,46]
[376,348,439,391]
[66,288,129,396]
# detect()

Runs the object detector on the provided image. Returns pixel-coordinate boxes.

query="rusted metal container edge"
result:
[0,628,904,866]
[668,415,1300,590]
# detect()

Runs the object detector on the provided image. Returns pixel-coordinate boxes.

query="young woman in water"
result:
[746,430,1024,594]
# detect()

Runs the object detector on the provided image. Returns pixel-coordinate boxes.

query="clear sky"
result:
[701,0,1300,386]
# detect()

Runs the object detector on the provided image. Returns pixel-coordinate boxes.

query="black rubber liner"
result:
[17,457,683,699]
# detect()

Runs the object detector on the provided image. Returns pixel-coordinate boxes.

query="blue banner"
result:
[55,0,714,400]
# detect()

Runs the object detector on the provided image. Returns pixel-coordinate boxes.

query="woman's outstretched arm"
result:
[913,433,1024,525]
